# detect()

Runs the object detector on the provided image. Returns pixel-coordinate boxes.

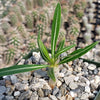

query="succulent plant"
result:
[82,15,88,27]
[17,1,26,15]
[17,23,27,38]
[76,10,84,19]
[25,0,33,10]
[25,13,33,29]
[83,32,92,43]
[9,12,18,26]
[88,12,94,23]
[85,23,93,32]
[1,21,11,33]
[95,26,100,35]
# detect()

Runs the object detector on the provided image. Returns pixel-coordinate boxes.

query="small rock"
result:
[81,93,89,99]
[14,91,20,97]
[17,72,31,81]
[94,69,98,75]
[56,80,62,87]
[60,84,67,96]
[74,77,79,82]
[33,69,47,78]
[0,94,4,100]
[85,86,90,93]
[30,91,38,100]
[94,76,100,84]
[43,89,51,96]
[52,86,59,96]
[0,86,6,94]
[39,97,50,100]
[0,80,5,86]
[39,57,47,64]
[56,90,61,99]
[38,88,44,97]
[10,75,18,84]
[64,75,75,85]
[69,82,78,90]
[70,91,77,97]
[5,96,14,100]
[49,95,57,100]
[88,64,96,70]
[18,90,32,100]
[15,83,29,91]
[66,95,73,100]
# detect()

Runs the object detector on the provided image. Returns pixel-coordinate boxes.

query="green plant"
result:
[76,11,84,19]
[0,3,99,82]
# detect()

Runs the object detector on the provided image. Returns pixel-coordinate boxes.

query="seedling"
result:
[0,3,99,82]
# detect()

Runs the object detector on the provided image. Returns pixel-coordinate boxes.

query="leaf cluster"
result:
[0,3,99,81]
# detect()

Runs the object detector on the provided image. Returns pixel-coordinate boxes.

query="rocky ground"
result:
[0,0,100,100]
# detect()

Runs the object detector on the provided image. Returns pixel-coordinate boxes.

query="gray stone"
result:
[18,90,32,100]
[39,97,50,100]
[0,86,6,94]
[52,86,59,96]
[0,94,4,100]
[15,83,29,91]
[69,82,78,90]
[37,88,44,97]
[33,69,47,78]
[0,80,5,86]
[64,75,75,85]
[56,90,61,99]
[39,57,47,64]
[30,91,38,100]
[43,89,51,96]
[85,86,90,93]
[30,78,51,90]
[81,93,89,99]
[17,72,31,81]
[88,64,96,70]
[10,75,18,84]
[49,95,57,100]
[14,91,20,97]
[5,96,14,100]
[60,84,67,95]
[94,69,98,75]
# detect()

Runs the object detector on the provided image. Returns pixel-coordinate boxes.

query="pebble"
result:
[60,84,67,95]
[43,89,51,96]
[70,91,77,97]
[64,75,75,85]
[10,75,18,84]
[5,96,14,100]
[52,86,59,96]
[39,97,50,100]
[18,90,32,100]
[56,80,62,87]
[0,94,4,100]
[49,95,57,100]
[0,80,5,86]
[88,64,96,70]
[30,91,38,100]
[85,86,91,93]
[15,83,29,91]
[33,69,47,78]
[69,82,78,90]
[37,88,44,97]
[17,72,31,81]
[0,86,6,94]
[14,91,20,97]
[81,93,89,99]
[94,76,100,84]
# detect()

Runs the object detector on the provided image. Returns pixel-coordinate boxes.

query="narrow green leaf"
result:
[59,41,99,64]
[55,44,76,58]
[0,64,49,77]
[94,90,100,100]
[57,38,65,52]
[80,58,100,67]
[38,33,52,63]
[47,68,56,82]
[51,3,61,58]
